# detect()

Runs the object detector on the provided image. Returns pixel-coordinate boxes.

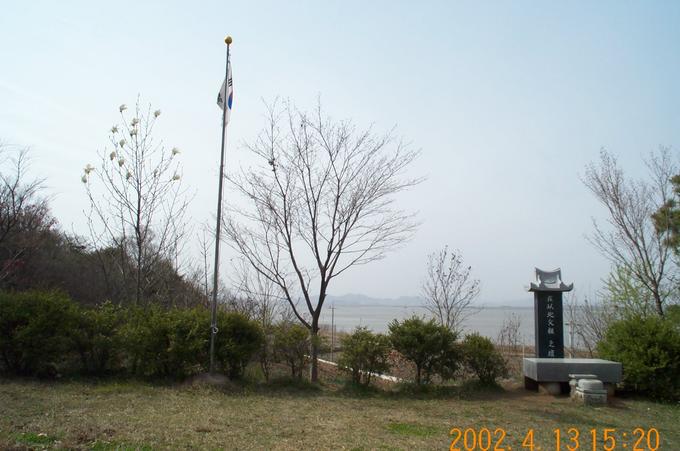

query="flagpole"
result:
[210,35,232,374]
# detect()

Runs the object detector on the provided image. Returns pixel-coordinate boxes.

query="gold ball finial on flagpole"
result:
[225,36,233,45]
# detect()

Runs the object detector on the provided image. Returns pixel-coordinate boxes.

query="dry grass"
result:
[0,377,678,450]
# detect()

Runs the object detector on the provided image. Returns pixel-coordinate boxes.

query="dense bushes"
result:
[598,315,680,400]
[120,307,208,378]
[388,316,460,384]
[0,291,78,377]
[461,333,508,385]
[338,327,391,385]
[215,312,265,379]
[0,290,263,380]
[1,291,516,389]
[339,319,508,387]
[71,301,125,374]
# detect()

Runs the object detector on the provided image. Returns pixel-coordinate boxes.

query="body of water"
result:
[319,304,552,345]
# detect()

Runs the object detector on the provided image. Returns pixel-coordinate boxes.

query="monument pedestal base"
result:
[523,358,622,395]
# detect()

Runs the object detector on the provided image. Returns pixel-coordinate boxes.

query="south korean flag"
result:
[217,61,233,124]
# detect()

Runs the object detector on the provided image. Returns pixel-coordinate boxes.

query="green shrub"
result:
[118,306,169,378]
[71,301,125,374]
[0,291,264,380]
[84,307,262,380]
[119,306,208,379]
[598,315,680,400]
[461,333,508,385]
[0,290,79,376]
[168,308,212,377]
[338,327,391,386]
[666,304,680,328]
[388,316,460,385]
[213,311,264,379]
[273,321,309,379]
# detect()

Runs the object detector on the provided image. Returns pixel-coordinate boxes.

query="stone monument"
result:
[529,268,572,358]
[523,268,623,396]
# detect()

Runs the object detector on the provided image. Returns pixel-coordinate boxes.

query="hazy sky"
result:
[1,1,679,305]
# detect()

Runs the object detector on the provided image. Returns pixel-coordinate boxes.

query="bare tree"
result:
[421,246,480,334]
[232,258,284,328]
[496,312,522,353]
[496,312,523,376]
[223,100,421,382]
[582,148,677,317]
[232,259,287,381]
[572,296,614,357]
[564,291,586,357]
[196,221,215,302]
[82,100,189,305]
[0,145,54,285]
[566,269,652,357]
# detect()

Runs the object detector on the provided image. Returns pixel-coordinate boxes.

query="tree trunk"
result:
[653,290,665,318]
[310,322,320,383]
[415,365,421,385]
[136,254,142,306]
[261,357,270,383]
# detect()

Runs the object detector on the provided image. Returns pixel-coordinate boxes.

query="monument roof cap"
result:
[529,267,574,292]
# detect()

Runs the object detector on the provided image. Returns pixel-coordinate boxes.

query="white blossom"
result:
[130,129,137,137]
[171,147,180,156]
[118,158,125,167]
[119,139,126,147]
[81,175,88,183]
[171,173,181,181]
[111,126,118,134]
[109,151,116,161]
[154,110,161,118]
[131,118,139,127]
[126,171,132,180]
[84,164,94,174]
[119,104,127,113]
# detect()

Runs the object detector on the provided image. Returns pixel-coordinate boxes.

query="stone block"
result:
[569,374,599,399]
[523,358,622,384]
[574,385,608,405]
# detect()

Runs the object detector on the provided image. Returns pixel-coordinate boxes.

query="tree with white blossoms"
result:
[82,100,189,305]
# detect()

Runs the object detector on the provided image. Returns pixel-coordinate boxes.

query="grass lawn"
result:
[0,377,678,450]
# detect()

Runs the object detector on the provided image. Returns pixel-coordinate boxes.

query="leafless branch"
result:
[582,148,678,317]
[222,99,422,381]
[421,246,480,334]
[82,99,190,305]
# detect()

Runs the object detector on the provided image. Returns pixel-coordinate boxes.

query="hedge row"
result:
[339,318,508,386]
[0,291,263,379]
